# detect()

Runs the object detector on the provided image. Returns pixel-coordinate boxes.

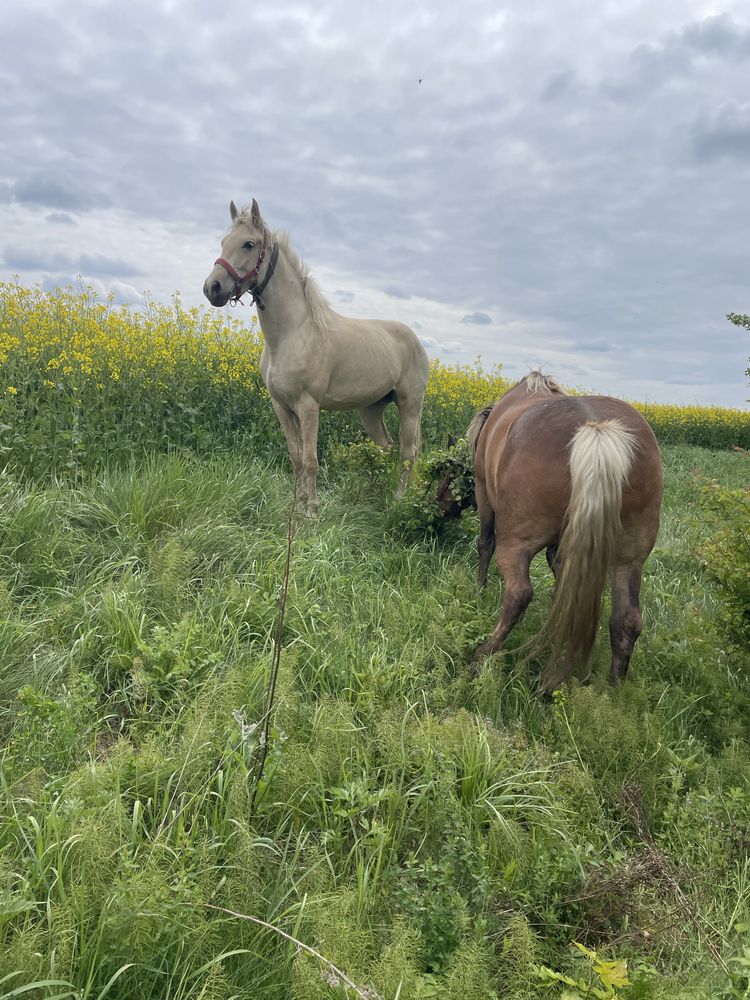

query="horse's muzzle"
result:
[203,278,230,307]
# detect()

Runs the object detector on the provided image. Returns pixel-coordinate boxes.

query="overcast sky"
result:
[1,0,749,405]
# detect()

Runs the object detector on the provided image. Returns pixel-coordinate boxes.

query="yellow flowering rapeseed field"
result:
[0,281,747,475]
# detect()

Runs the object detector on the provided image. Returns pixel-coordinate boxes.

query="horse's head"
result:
[203,199,270,307]
[433,435,476,518]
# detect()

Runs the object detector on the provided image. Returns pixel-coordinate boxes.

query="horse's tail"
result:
[466,404,494,454]
[538,418,637,691]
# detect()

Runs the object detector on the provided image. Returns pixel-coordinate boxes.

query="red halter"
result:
[214,225,272,305]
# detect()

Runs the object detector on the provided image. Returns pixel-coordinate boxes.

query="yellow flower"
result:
[6,385,17,395]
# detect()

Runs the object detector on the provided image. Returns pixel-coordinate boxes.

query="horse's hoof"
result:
[469,647,488,677]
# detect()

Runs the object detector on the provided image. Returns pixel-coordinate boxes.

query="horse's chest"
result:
[263,361,315,406]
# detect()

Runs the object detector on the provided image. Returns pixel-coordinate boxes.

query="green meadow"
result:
[0,438,748,999]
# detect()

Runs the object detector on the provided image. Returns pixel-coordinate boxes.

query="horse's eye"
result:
[242,240,255,251]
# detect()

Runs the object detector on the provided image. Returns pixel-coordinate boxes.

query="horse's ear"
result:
[229,200,238,222]
[251,198,262,227]
[447,433,456,448]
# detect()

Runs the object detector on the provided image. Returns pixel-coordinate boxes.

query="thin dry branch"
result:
[205,903,383,1000]
[250,473,299,815]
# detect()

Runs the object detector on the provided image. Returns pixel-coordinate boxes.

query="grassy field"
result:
[0,440,748,999]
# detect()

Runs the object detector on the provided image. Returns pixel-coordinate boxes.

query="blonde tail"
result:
[539,419,637,690]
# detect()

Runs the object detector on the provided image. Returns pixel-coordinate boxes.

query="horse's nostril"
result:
[211,281,221,295]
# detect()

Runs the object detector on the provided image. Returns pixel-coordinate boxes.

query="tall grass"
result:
[0,443,748,998]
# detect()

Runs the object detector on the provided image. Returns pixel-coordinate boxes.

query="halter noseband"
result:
[214,226,279,310]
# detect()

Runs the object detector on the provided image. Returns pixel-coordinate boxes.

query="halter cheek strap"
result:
[214,225,279,310]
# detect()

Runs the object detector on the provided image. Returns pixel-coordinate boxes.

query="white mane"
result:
[273,230,331,331]
[524,370,567,395]
[234,210,331,330]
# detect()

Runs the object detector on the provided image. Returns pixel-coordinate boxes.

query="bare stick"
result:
[205,903,383,1000]
[249,473,299,815]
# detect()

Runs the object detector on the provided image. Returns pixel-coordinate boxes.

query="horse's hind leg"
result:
[472,545,534,674]
[393,395,423,499]
[476,480,495,590]
[608,561,644,683]
[359,397,394,450]
[546,544,559,578]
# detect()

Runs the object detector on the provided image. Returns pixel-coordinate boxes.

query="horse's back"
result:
[479,394,662,536]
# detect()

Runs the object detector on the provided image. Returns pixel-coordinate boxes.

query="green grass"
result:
[0,444,748,999]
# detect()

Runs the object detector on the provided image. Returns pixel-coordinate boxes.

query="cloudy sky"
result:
[1,0,749,405]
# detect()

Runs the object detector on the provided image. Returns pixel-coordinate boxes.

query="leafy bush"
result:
[700,482,750,652]
[389,438,476,540]
[726,311,749,401]
[330,439,397,498]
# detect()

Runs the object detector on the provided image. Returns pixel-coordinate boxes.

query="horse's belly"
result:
[323,352,402,409]
[321,381,395,410]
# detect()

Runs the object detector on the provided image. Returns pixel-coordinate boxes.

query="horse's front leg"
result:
[296,396,321,517]
[271,399,305,500]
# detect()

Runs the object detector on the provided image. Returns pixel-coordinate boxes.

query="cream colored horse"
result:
[203,199,429,514]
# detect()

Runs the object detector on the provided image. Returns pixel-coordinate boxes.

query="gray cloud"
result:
[46,212,78,226]
[570,339,616,354]
[384,285,411,299]
[4,249,78,272]
[693,101,750,160]
[79,255,141,277]
[681,13,750,56]
[3,248,140,278]
[11,174,110,211]
[461,311,493,326]
[540,70,577,103]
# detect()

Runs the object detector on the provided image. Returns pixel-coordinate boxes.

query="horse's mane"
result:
[272,230,331,331]
[466,405,494,453]
[523,370,567,395]
[466,370,567,454]
[234,210,331,330]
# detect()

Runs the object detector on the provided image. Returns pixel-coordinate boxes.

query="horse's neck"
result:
[256,245,314,350]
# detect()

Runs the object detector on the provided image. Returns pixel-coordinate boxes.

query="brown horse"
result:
[443,372,663,691]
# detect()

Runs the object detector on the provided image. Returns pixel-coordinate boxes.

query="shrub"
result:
[700,482,750,652]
